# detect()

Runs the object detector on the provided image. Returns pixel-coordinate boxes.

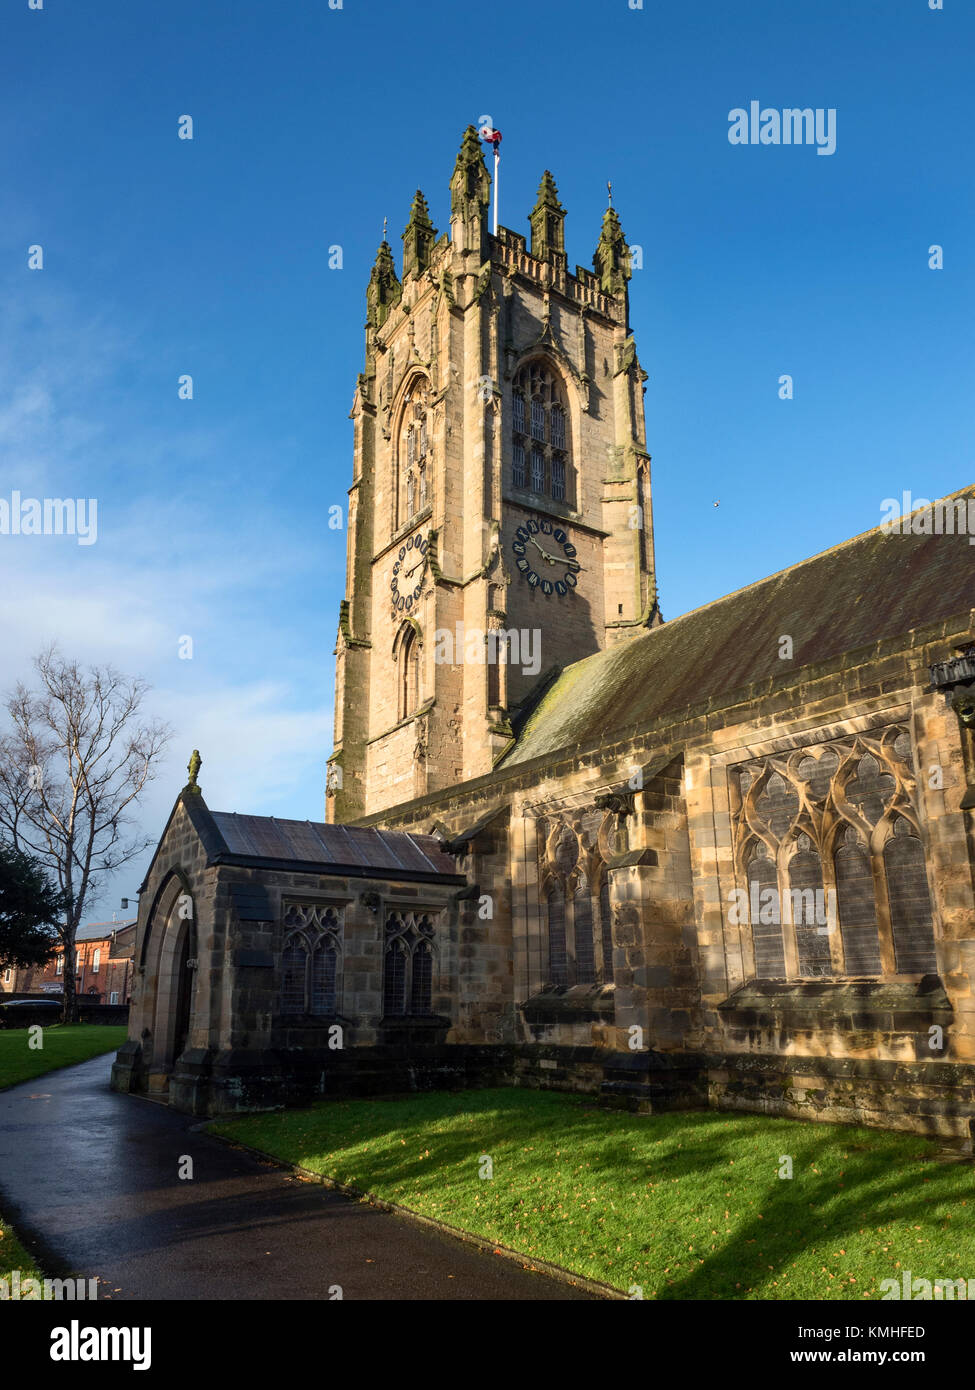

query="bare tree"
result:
[0,647,171,1022]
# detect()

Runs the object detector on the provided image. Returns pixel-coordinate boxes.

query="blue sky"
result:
[1,0,971,914]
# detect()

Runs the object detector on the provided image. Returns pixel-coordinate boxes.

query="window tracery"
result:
[512,361,572,505]
[280,903,343,1015]
[397,378,431,527]
[539,810,615,988]
[730,727,937,979]
[383,912,437,1015]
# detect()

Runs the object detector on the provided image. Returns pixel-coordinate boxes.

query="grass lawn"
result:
[211,1087,975,1299]
[0,1023,127,1289]
[0,1024,128,1091]
[0,1214,44,1283]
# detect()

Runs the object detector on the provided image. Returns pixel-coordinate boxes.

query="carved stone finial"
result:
[185,749,202,794]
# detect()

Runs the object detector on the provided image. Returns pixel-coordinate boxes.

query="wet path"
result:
[0,1054,594,1301]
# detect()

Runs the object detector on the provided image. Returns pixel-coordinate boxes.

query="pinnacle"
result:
[534,170,564,210]
[455,124,487,166]
[406,189,434,228]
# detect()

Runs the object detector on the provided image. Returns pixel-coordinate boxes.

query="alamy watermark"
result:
[880,1269,974,1300]
[432,622,540,677]
[880,492,975,544]
[1,1269,99,1300]
[0,493,97,545]
[728,884,837,934]
[729,102,836,156]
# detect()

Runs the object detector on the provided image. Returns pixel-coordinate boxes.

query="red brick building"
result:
[1,920,136,1004]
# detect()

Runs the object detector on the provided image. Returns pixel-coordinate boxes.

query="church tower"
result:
[328,129,658,822]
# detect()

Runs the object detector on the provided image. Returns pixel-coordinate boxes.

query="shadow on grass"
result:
[217,1090,969,1298]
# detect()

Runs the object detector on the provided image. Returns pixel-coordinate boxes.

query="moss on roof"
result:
[504,489,974,767]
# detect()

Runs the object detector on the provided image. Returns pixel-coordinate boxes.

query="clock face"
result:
[389,530,429,615]
[510,518,580,596]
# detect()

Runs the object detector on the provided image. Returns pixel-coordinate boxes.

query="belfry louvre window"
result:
[530,447,545,492]
[280,903,343,1015]
[513,441,527,489]
[383,912,437,1015]
[550,406,566,450]
[511,360,573,503]
[729,727,938,980]
[551,457,566,501]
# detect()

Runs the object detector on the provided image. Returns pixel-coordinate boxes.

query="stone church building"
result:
[113,129,975,1143]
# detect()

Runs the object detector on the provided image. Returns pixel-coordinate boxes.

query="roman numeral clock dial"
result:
[389,530,430,615]
[510,518,580,596]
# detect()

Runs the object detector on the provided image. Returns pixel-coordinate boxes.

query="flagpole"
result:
[493,144,499,235]
[481,126,501,235]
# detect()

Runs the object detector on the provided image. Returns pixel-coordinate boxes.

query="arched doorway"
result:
[138,871,198,1095]
[172,931,194,1064]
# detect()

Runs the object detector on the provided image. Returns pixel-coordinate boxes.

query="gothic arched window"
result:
[884,818,937,974]
[512,361,572,503]
[383,940,407,1016]
[731,728,939,983]
[398,626,420,721]
[598,875,613,984]
[530,446,544,492]
[513,440,526,489]
[397,379,432,529]
[282,937,307,1014]
[411,940,433,1013]
[747,841,785,978]
[280,904,343,1016]
[637,463,651,571]
[383,913,437,1016]
[834,827,882,975]
[572,879,596,985]
[551,457,566,501]
[546,883,568,987]
[789,833,831,977]
[311,938,338,1014]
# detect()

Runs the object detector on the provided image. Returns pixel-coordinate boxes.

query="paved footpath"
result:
[0,1054,594,1301]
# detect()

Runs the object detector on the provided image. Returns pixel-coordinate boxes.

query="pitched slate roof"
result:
[505,490,975,768]
[207,811,462,881]
[76,919,137,942]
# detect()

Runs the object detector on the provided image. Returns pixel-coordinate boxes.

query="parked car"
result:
[0,998,62,1009]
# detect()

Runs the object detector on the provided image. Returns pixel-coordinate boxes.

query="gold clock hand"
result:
[401,545,428,577]
[528,536,560,565]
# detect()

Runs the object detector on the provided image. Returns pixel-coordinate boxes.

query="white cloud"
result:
[0,277,340,920]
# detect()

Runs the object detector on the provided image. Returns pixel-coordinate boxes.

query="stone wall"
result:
[352,607,975,1142]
